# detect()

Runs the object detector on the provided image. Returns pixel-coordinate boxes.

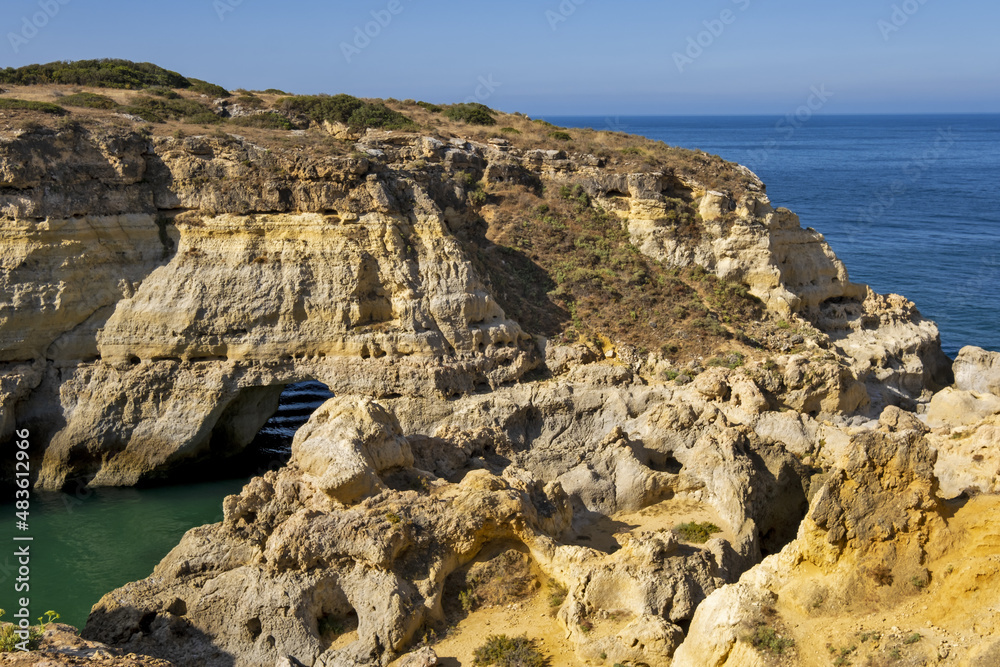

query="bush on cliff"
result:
[59,92,119,109]
[445,102,497,126]
[0,98,66,115]
[0,59,191,90]
[120,95,217,123]
[278,94,414,130]
[231,113,295,130]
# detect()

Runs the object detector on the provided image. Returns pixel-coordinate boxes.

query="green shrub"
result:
[145,87,180,99]
[120,95,215,123]
[473,634,549,667]
[549,131,572,141]
[0,98,66,115]
[187,111,225,125]
[674,522,721,543]
[188,78,230,98]
[0,609,57,652]
[499,126,521,135]
[416,101,442,113]
[707,352,745,369]
[444,102,496,126]
[469,186,488,206]
[745,625,795,655]
[230,113,294,130]
[59,92,118,109]
[235,93,264,108]
[279,94,413,130]
[261,88,289,95]
[903,632,921,645]
[0,59,191,89]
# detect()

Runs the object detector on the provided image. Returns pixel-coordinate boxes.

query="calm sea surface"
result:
[548,114,1000,357]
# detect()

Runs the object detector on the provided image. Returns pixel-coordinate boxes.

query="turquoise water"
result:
[0,479,245,629]
[0,381,333,629]
[549,114,1000,357]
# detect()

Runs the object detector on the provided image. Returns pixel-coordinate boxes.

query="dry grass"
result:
[467,182,765,361]
[0,84,755,194]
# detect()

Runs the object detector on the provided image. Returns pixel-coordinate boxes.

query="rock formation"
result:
[0,89,990,666]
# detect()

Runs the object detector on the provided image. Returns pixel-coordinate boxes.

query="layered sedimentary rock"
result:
[0,125,951,489]
[2,119,984,666]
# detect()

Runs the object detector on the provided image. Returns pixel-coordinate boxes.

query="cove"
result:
[0,381,334,629]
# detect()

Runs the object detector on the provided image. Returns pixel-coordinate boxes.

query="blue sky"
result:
[1,0,998,115]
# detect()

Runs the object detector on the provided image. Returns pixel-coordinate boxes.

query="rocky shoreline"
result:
[1,97,997,665]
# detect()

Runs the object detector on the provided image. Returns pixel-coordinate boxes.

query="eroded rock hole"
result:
[649,452,684,474]
[245,617,262,641]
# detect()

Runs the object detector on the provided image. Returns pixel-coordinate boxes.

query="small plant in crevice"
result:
[472,634,549,667]
[673,521,721,544]
[459,589,475,613]
[745,625,795,655]
[0,609,58,652]
[547,580,567,608]
[317,613,345,638]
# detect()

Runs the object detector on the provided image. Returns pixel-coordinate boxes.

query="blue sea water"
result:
[547,114,1000,358]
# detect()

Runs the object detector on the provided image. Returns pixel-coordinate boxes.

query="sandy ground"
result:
[569,494,734,553]
[405,590,583,667]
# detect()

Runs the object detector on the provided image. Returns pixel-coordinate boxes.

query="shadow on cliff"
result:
[83,603,236,667]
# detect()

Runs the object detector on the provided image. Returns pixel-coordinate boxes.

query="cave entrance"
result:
[179,379,335,483]
[242,380,335,472]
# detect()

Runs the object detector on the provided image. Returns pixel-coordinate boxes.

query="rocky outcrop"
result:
[954,345,1000,395]
[0,623,172,666]
[0,122,954,488]
[82,372,818,666]
[2,113,980,665]
[924,347,1000,497]
[672,408,998,666]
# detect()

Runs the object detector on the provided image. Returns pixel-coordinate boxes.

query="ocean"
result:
[547,114,1000,357]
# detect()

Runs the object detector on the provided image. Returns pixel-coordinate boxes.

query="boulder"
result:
[954,346,1000,396]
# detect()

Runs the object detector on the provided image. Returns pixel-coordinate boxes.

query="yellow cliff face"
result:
[0,124,951,495]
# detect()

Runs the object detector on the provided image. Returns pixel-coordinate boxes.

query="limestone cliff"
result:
[0,120,949,490]
[0,86,981,667]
